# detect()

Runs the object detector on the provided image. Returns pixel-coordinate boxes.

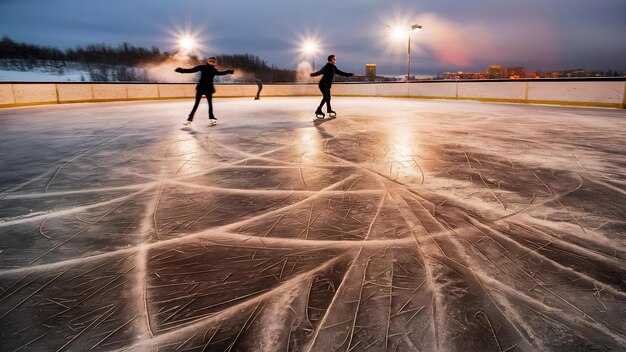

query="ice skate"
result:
[183,120,192,127]
[327,109,337,118]
[209,115,218,126]
[315,108,325,119]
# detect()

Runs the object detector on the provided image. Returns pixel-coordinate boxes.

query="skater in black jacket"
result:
[254,78,263,100]
[310,54,353,118]
[175,57,234,126]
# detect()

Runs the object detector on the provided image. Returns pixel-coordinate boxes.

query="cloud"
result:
[413,12,560,70]
[1,0,623,74]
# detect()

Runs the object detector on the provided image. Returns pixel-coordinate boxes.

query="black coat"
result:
[176,65,233,94]
[311,63,353,87]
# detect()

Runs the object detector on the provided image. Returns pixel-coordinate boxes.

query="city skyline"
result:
[1,0,625,76]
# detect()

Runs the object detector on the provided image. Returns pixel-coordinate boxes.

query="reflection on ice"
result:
[0,97,624,351]
[386,122,425,184]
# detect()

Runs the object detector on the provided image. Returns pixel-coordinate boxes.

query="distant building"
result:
[443,71,484,80]
[563,68,587,77]
[487,65,502,78]
[365,64,376,80]
[442,72,459,80]
[506,67,525,79]
[441,66,620,80]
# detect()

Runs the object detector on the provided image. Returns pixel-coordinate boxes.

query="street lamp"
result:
[407,24,422,82]
[389,24,423,82]
[302,41,318,71]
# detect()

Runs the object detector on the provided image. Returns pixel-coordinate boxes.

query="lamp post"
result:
[303,41,318,72]
[407,24,422,82]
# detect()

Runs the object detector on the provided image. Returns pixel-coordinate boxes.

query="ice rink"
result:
[0,97,625,351]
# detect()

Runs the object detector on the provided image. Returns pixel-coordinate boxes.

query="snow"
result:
[0,68,88,82]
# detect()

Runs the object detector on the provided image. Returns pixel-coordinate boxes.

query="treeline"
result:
[0,36,166,66]
[0,36,296,82]
[215,54,294,82]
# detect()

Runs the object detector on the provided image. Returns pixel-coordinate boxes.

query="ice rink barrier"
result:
[1,78,624,109]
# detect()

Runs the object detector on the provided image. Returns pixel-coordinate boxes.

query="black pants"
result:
[317,83,331,111]
[188,90,213,121]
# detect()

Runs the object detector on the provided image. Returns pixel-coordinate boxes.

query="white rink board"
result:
[528,81,624,103]
[1,81,624,108]
[459,81,526,100]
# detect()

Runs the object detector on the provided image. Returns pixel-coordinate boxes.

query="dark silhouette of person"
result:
[175,57,234,126]
[254,78,263,100]
[310,54,353,118]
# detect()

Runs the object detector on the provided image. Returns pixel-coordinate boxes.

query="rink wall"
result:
[0,79,624,109]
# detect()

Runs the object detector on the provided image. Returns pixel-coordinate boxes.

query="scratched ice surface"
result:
[0,97,624,351]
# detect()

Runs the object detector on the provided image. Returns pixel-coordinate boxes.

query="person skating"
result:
[175,57,234,126]
[254,78,263,100]
[310,54,353,119]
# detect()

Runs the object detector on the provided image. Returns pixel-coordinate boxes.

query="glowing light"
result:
[302,41,318,56]
[179,36,196,52]
[291,31,325,64]
[377,9,421,58]
[390,27,408,41]
[292,33,324,73]
[390,24,422,41]
[162,23,209,56]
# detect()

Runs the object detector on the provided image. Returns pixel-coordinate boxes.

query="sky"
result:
[1,0,625,76]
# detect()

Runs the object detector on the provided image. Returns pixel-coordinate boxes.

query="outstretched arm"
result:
[216,69,235,76]
[310,64,327,77]
[335,67,353,77]
[175,66,201,73]
[310,68,323,77]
